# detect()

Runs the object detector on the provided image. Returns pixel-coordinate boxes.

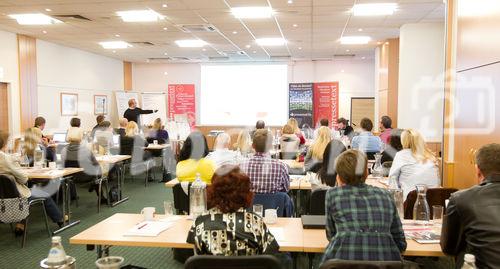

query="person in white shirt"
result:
[389,129,440,200]
[94,121,114,153]
[280,124,300,159]
[206,132,240,168]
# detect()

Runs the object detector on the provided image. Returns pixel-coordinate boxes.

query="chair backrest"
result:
[173,183,190,214]
[309,189,327,215]
[0,175,20,199]
[404,187,458,219]
[320,259,403,269]
[185,255,281,269]
[252,192,294,217]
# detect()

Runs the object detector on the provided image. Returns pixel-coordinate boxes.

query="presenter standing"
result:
[123,99,157,127]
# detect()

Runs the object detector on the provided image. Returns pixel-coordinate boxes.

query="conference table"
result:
[95,155,131,207]
[70,213,444,259]
[22,167,84,234]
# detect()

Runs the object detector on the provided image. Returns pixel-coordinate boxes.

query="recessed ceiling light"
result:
[112,50,116,53]
[164,52,168,55]
[163,27,168,30]
[202,48,207,51]
[358,28,363,32]
[352,3,397,16]
[175,39,207,48]
[341,70,345,73]
[45,8,52,12]
[288,0,293,4]
[162,4,168,8]
[298,47,302,50]
[293,24,298,27]
[8,13,61,25]
[164,71,168,75]
[231,7,274,19]
[99,41,132,49]
[245,44,251,48]
[362,56,366,59]
[346,49,350,52]
[255,37,287,46]
[253,50,257,53]
[115,34,120,37]
[340,36,371,44]
[42,30,47,34]
[232,31,238,34]
[116,9,164,22]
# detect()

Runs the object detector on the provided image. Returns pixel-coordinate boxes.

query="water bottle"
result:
[189,173,207,219]
[413,184,430,225]
[46,236,67,266]
[372,153,383,179]
[461,254,476,269]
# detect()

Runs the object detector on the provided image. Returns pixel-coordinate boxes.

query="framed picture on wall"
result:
[94,95,108,115]
[60,93,78,116]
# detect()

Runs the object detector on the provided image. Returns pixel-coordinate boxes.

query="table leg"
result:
[53,177,80,234]
[96,245,111,259]
[111,161,129,207]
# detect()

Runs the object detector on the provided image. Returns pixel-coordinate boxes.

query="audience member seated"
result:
[389,129,440,200]
[66,117,81,142]
[250,120,265,140]
[147,118,169,144]
[33,116,55,162]
[240,129,290,193]
[381,128,404,164]
[120,122,153,177]
[234,129,253,156]
[115,118,128,137]
[311,139,346,191]
[206,132,240,168]
[176,132,215,184]
[379,115,393,144]
[186,165,279,256]
[23,127,48,166]
[91,114,105,138]
[61,128,105,199]
[94,121,113,153]
[280,124,300,159]
[305,126,331,172]
[351,118,382,159]
[441,143,500,268]
[336,117,354,139]
[322,149,406,264]
[287,117,306,145]
[313,118,331,140]
[0,130,64,233]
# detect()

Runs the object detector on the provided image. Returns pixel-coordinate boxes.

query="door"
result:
[0,83,8,131]
[350,97,375,128]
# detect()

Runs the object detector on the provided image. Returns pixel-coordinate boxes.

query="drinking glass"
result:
[253,204,263,217]
[164,201,174,216]
[432,205,443,224]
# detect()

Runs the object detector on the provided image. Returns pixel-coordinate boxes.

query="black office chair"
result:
[0,175,51,248]
[320,259,403,269]
[185,255,281,269]
[309,189,327,215]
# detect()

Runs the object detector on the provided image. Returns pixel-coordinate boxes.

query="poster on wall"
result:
[289,83,313,128]
[168,84,196,128]
[94,95,108,115]
[60,93,78,116]
[313,82,339,128]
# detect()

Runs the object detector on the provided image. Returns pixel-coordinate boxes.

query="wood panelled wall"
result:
[0,83,8,131]
[444,0,500,189]
[377,38,399,127]
[124,61,132,91]
[17,34,38,131]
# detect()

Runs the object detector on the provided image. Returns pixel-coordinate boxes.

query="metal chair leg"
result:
[40,200,52,237]
[105,178,111,207]
[97,179,102,213]
[21,218,28,248]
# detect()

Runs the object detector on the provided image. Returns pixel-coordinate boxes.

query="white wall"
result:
[0,30,21,136]
[36,40,124,133]
[398,23,445,142]
[132,59,375,126]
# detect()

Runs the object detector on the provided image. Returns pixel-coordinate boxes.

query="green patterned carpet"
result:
[0,171,183,269]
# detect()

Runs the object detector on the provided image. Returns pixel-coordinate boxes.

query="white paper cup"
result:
[264,209,278,224]
[141,207,155,221]
[49,162,57,169]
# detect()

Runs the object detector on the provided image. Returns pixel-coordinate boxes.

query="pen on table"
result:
[137,223,148,229]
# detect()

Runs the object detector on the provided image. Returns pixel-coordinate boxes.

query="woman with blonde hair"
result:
[23,127,44,166]
[234,129,253,155]
[280,124,300,159]
[304,126,332,172]
[389,129,440,200]
[147,118,169,144]
[287,118,306,145]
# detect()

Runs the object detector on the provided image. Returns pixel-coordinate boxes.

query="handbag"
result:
[0,197,30,223]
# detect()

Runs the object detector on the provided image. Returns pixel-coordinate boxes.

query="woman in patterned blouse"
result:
[322,149,407,263]
[186,165,279,256]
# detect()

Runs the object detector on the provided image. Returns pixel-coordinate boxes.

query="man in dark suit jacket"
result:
[441,143,500,268]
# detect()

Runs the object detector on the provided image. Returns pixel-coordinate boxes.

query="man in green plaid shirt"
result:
[322,149,407,263]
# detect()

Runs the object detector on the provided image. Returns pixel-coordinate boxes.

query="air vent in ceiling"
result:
[333,54,355,59]
[131,41,155,46]
[179,24,217,33]
[54,14,91,21]
[270,55,292,61]
[222,51,247,56]
[209,56,230,61]
[169,57,191,61]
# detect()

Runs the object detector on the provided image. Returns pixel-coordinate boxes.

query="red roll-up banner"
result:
[168,84,196,128]
[313,82,339,128]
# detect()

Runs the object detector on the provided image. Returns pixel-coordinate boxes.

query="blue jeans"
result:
[29,196,63,223]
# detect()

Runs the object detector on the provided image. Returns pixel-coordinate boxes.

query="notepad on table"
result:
[124,221,173,237]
